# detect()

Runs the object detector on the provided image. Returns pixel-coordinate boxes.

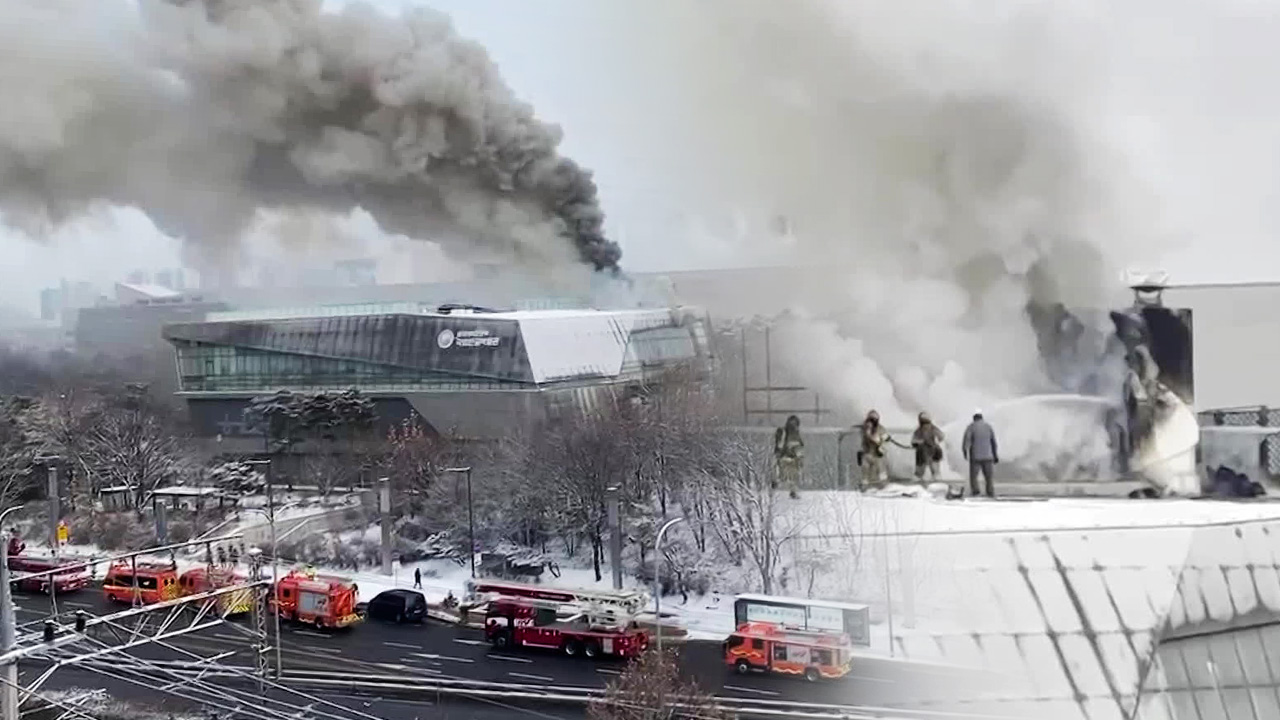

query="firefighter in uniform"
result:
[911,412,945,481]
[860,410,890,488]
[774,415,805,499]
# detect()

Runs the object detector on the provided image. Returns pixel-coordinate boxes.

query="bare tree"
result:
[381,420,460,500]
[520,406,650,582]
[301,453,351,497]
[0,396,40,508]
[80,384,192,510]
[24,390,98,499]
[587,648,727,720]
[699,432,809,594]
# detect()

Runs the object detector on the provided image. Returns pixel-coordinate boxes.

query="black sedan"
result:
[361,588,428,624]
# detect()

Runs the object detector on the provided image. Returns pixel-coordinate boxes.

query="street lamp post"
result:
[443,467,475,578]
[652,517,685,658]
[1,504,26,720]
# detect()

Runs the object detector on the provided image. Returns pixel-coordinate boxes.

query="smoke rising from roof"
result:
[0,0,620,279]
[596,0,1176,428]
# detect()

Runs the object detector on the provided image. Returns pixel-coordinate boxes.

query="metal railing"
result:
[1198,405,1280,428]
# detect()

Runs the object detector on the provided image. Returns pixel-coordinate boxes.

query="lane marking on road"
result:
[211,633,241,641]
[305,646,343,654]
[508,672,554,683]
[452,638,486,646]
[64,601,93,609]
[382,662,443,675]
[486,654,532,664]
[596,668,621,676]
[295,630,329,638]
[354,697,436,708]
[723,685,780,697]
[383,641,421,650]
[410,652,473,664]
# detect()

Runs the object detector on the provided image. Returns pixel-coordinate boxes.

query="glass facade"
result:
[171,342,524,392]
[165,309,706,395]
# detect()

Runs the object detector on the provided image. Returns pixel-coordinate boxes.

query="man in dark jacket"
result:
[961,410,999,498]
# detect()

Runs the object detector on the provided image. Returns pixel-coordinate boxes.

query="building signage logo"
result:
[438,327,501,350]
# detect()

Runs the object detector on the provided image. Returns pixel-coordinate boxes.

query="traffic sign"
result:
[56,521,68,544]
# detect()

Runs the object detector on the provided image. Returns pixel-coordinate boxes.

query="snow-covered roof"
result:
[735,593,869,612]
[151,486,221,497]
[116,282,181,300]
[798,495,1280,720]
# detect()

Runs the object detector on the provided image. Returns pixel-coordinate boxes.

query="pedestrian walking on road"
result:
[413,568,422,589]
[962,410,999,498]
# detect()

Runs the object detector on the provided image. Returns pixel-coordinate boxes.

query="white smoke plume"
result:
[0,0,621,281]
[592,0,1184,434]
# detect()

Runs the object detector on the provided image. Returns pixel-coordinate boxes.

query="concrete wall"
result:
[1161,283,1280,411]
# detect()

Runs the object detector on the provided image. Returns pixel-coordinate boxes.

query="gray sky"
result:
[2,0,1277,314]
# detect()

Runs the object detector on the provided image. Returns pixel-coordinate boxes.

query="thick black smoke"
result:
[0,0,620,274]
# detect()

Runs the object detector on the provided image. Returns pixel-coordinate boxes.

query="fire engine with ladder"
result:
[724,622,855,682]
[484,595,649,660]
[465,579,648,616]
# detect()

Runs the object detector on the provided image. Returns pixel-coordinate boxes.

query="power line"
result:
[0,672,104,720]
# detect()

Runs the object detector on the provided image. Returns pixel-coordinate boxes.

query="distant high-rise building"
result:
[39,288,60,321]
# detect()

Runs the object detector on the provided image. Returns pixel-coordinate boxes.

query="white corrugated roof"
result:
[789,494,1280,719]
[514,308,680,383]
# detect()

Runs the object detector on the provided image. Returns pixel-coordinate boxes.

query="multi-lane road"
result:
[11,587,1009,719]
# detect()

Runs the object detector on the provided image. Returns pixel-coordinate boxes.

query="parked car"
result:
[364,589,428,624]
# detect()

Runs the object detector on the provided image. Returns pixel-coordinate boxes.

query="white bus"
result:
[733,593,871,646]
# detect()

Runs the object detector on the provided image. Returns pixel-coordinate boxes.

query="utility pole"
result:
[246,547,267,692]
[42,461,60,560]
[154,501,168,545]
[378,477,393,576]
[465,467,475,579]
[607,486,623,590]
[1,505,26,720]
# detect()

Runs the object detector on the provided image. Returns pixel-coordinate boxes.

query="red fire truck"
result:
[273,568,361,630]
[484,597,649,659]
[7,555,90,594]
[723,622,855,682]
[103,560,181,605]
[179,567,253,616]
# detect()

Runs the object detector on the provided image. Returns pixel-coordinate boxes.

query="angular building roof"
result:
[163,305,700,388]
